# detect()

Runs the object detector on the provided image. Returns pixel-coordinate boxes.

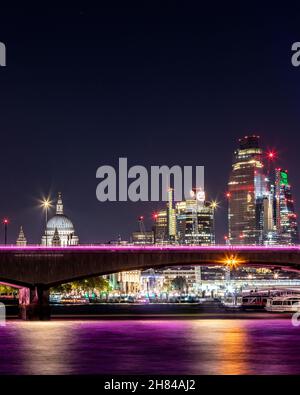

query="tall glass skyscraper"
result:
[228,135,268,244]
[153,209,168,244]
[274,168,299,245]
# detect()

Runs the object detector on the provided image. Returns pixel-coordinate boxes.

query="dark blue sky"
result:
[0,2,300,243]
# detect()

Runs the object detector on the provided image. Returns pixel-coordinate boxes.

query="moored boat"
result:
[265,296,300,312]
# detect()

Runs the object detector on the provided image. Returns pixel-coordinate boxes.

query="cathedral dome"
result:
[46,214,74,231]
[41,192,79,246]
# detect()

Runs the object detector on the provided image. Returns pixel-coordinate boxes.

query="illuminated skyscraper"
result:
[176,190,215,245]
[261,191,278,245]
[153,210,168,244]
[228,135,268,244]
[167,188,176,242]
[274,169,299,245]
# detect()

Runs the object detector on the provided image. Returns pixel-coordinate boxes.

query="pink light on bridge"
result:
[0,244,299,252]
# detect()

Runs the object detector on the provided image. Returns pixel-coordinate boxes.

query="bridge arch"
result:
[0,246,299,320]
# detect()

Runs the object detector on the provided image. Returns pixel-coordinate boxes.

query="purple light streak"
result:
[0,244,299,252]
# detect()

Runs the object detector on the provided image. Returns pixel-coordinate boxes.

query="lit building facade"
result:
[167,188,176,243]
[274,168,299,245]
[131,231,154,245]
[228,135,268,244]
[116,271,141,294]
[261,189,278,245]
[140,269,165,294]
[176,190,215,245]
[162,266,202,292]
[153,209,168,244]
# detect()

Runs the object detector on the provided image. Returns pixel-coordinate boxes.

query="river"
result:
[0,318,300,374]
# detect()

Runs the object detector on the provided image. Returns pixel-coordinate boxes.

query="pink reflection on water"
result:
[0,319,300,375]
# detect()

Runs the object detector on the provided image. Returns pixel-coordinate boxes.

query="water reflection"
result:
[187,320,249,374]
[0,319,300,374]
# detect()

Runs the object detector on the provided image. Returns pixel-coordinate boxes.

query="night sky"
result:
[0,2,300,244]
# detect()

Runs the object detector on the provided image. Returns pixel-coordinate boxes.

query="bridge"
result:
[1,245,300,320]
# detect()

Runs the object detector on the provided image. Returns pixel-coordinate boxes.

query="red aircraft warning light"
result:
[266,149,278,161]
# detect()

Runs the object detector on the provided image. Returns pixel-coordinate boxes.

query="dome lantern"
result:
[56,192,64,215]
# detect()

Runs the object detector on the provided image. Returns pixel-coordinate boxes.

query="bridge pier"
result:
[19,285,50,321]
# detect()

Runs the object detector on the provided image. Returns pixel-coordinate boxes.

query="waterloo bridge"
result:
[1,245,300,320]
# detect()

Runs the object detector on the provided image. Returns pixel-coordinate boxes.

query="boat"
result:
[265,296,300,312]
[240,288,300,310]
[60,296,90,304]
[241,294,269,310]
[222,296,242,309]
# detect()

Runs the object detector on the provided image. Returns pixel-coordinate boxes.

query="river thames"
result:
[1,317,300,375]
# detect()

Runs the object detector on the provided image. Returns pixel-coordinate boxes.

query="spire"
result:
[16,226,27,246]
[52,227,61,246]
[56,192,64,215]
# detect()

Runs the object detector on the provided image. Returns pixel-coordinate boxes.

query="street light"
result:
[2,218,9,245]
[210,200,219,210]
[219,254,244,270]
[210,200,219,244]
[41,198,52,246]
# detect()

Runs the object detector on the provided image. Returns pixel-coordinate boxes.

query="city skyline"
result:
[1,4,300,245]
[1,135,299,246]
[2,3,300,380]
